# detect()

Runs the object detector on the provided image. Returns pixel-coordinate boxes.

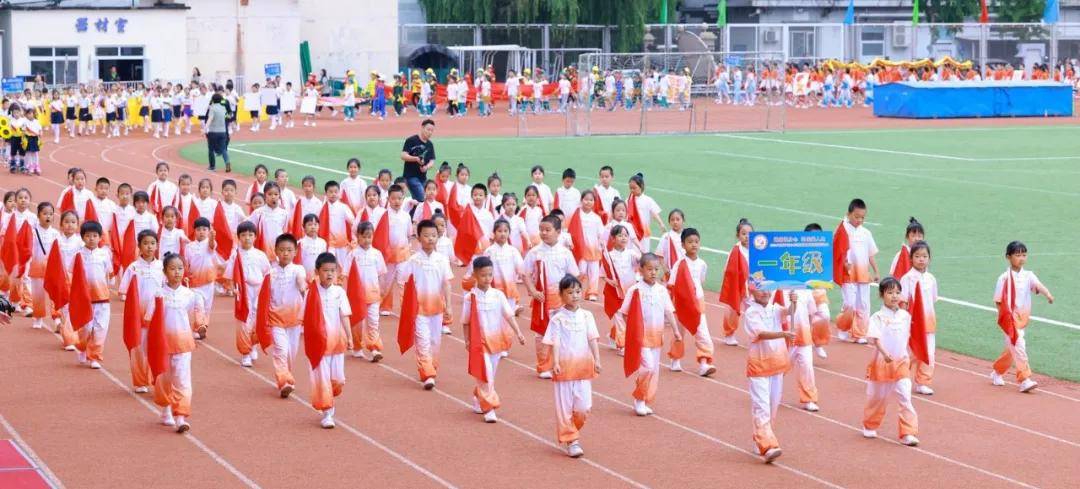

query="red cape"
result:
[671,260,701,334]
[623,289,644,377]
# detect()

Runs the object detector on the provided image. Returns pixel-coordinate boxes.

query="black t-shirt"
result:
[402,134,435,179]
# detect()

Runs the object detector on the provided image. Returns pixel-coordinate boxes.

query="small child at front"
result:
[743,281,796,464]
[862,277,920,447]
[463,256,526,423]
[149,252,207,433]
[618,253,679,417]
[399,219,453,389]
[307,252,353,429]
[899,241,938,395]
[543,275,601,458]
[266,234,308,398]
[990,241,1053,393]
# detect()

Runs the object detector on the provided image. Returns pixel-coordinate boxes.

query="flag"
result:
[303,280,328,368]
[339,188,353,212]
[15,222,31,277]
[317,202,331,242]
[909,282,930,364]
[1044,0,1060,24]
[912,0,920,26]
[529,260,549,335]
[68,253,93,331]
[892,244,911,279]
[149,185,161,215]
[591,190,608,224]
[671,260,701,335]
[832,221,850,286]
[372,212,390,261]
[625,194,646,240]
[184,200,202,238]
[600,252,623,319]
[213,202,234,261]
[466,292,488,383]
[147,297,168,382]
[84,199,99,225]
[109,215,122,275]
[397,276,418,354]
[717,0,727,27]
[122,278,141,351]
[435,179,449,208]
[419,202,433,221]
[665,234,679,270]
[294,241,303,265]
[59,188,75,215]
[346,260,369,327]
[997,272,1019,345]
[255,274,273,353]
[567,209,585,263]
[118,218,137,272]
[844,0,855,25]
[623,289,644,377]
[1,214,18,274]
[290,199,305,238]
[660,0,668,24]
[247,181,261,212]
[980,0,989,23]
[718,244,749,316]
[233,253,249,322]
[253,220,268,257]
[453,206,483,265]
[44,241,69,309]
[446,184,463,229]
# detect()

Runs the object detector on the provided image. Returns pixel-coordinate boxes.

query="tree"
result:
[418,0,677,52]
[994,0,1047,22]
[917,0,981,24]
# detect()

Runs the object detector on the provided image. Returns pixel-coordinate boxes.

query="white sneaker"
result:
[77,352,87,364]
[763,447,782,464]
[815,346,828,359]
[855,338,868,344]
[1019,378,1038,393]
[609,338,618,350]
[134,386,149,394]
[160,406,175,426]
[669,359,683,372]
[441,326,452,335]
[89,361,101,369]
[423,378,436,390]
[483,410,498,423]
[698,362,717,377]
[250,349,259,361]
[915,385,935,395]
[724,336,739,346]
[862,428,878,438]
[175,416,190,433]
[64,345,76,351]
[320,410,336,429]
[900,435,919,446]
[990,371,1005,386]
[370,350,383,363]
[837,331,850,342]
[616,348,624,357]
[32,319,42,329]
[633,400,650,416]
[803,402,820,412]
[240,355,253,368]
[472,397,483,414]
[352,349,367,359]
[538,371,553,379]
[566,441,584,458]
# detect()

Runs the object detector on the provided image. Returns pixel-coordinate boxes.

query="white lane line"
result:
[195,337,459,489]
[716,134,975,161]
[0,414,65,489]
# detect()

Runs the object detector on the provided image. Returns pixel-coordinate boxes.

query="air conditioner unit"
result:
[891,25,910,48]
[763,29,780,44]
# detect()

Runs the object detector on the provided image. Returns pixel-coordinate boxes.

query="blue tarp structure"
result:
[874,81,1073,118]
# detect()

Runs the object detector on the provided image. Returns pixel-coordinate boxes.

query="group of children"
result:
[0,159,1053,463]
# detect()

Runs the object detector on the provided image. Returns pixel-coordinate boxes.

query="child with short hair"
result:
[743,280,796,463]
[554,168,581,217]
[544,275,601,458]
[264,234,308,397]
[718,218,753,346]
[308,252,353,428]
[655,209,686,273]
[340,159,366,211]
[602,224,640,353]
[412,180,445,226]
[183,217,223,339]
[233,221,271,367]
[990,241,1053,392]
[464,256,526,423]
[74,221,114,369]
[399,219,454,389]
[346,221,386,361]
[147,162,179,215]
[666,228,716,377]
[529,166,554,213]
[298,214,328,280]
[244,164,270,209]
[119,230,162,393]
[88,178,118,249]
[157,206,188,258]
[519,186,545,249]
[479,219,525,313]
[149,252,207,433]
[835,198,878,343]
[54,211,83,350]
[321,181,357,267]
[862,277,920,447]
[789,281,825,412]
[524,214,581,378]
[27,203,59,330]
[379,185,413,314]
[593,166,621,219]
[899,241,937,395]
[626,173,665,251]
[619,253,679,416]
[298,175,324,219]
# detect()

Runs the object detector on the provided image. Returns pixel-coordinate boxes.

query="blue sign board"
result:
[264,63,282,77]
[724,55,742,67]
[748,231,833,289]
[2,78,24,93]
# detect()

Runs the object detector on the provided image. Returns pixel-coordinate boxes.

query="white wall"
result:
[9,8,187,82]
[300,0,399,80]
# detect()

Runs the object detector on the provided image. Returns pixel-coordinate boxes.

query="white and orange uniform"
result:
[499,211,530,256]
[602,245,640,348]
[436,235,454,262]
[789,289,824,404]
[842,219,878,339]
[720,242,750,339]
[59,186,94,220]
[298,195,324,222]
[606,218,645,253]
[992,268,1042,382]
[249,204,290,261]
[411,200,444,226]
[482,193,501,216]
[339,175,367,212]
[183,238,225,316]
[621,281,673,407]
[87,195,118,248]
[129,208,159,239]
[667,256,714,364]
[310,282,352,412]
[176,193,195,228]
[519,203,544,249]
[234,246,271,356]
[379,206,413,313]
[268,261,306,390]
[654,229,685,271]
[279,187,298,214]
[345,246,386,353]
[863,306,919,439]
[146,179,179,213]
[76,246,114,363]
[374,184,391,208]
[592,184,621,218]
[119,257,164,390]
[555,185,581,218]
[149,284,204,419]
[242,180,267,207]
[323,199,356,267]
[191,197,219,228]
[900,268,938,387]
[463,287,517,413]
[575,209,605,298]
[55,233,84,348]
[217,199,247,283]
[27,224,60,320]
[811,288,832,347]
[743,299,790,456]
[113,204,135,239]
[481,242,524,309]
[532,181,554,213]
[446,181,470,238]
[629,193,661,244]
[397,249,453,381]
[524,242,580,373]
[542,307,599,445]
[297,235,328,280]
[158,226,187,258]
[357,204,384,226]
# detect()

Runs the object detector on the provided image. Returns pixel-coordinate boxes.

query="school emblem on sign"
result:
[748,231,834,290]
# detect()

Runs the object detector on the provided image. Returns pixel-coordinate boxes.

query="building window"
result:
[861,27,886,57]
[790,28,816,60]
[28,46,79,85]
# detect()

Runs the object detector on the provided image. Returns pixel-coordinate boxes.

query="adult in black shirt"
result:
[400,119,436,201]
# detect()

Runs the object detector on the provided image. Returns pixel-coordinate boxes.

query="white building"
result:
[1,0,399,86]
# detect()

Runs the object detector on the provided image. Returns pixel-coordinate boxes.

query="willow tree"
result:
[419,0,678,52]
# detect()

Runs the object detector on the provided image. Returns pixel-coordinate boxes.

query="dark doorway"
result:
[98,59,144,82]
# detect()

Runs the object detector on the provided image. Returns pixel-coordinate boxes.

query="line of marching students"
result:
[0,161,1053,463]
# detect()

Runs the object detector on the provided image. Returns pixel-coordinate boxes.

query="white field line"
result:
[716,134,976,161]
[0,414,65,489]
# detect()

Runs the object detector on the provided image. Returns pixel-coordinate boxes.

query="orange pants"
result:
[749,374,783,455]
[554,379,592,444]
[534,333,553,374]
[76,303,110,362]
[130,329,151,389]
[474,351,504,413]
[992,329,1031,382]
[153,352,193,417]
[632,347,660,404]
[350,302,383,353]
[414,314,443,381]
[912,333,935,386]
[863,378,918,438]
[310,353,345,412]
[788,345,818,403]
[667,313,714,364]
